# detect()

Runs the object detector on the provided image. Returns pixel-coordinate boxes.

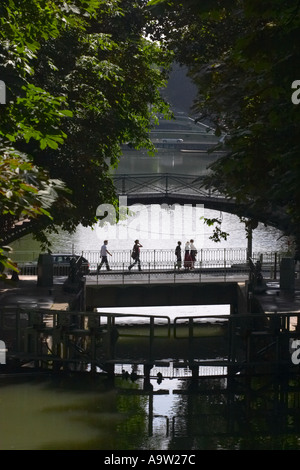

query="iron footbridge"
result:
[112,173,290,230]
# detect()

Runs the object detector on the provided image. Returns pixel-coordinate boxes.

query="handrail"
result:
[112,173,220,198]
[11,247,288,267]
[0,307,171,356]
[2,309,300,374]
[14,248,288,282]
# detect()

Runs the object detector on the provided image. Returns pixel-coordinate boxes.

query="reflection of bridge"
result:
[113,173,238,214]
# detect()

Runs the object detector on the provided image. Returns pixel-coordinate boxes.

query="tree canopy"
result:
[1,0,299,278]
[148,0,300,248]
[0,0,171,277]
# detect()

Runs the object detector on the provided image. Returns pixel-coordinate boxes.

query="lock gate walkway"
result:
[1,270,300,378]
[1,276,300,379]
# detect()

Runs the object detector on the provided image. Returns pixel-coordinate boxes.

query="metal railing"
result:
[2,308,300,376]
[11,248,287,278]
[90,261,250,285]
[83,248,286,277]
[82,247,251,268]
[0,308,171,367]
[113,173,220,198]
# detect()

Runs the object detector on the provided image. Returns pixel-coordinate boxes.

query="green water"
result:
[1,371,300,450]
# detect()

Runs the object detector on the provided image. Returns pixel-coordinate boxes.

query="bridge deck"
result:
[86,268,249,285]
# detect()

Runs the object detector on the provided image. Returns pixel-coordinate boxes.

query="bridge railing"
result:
[11,248,287,277]
[81,248,283,272]
[2,308,300,375]
[81,248,248,272]
[1,307,171,366]
[112,173,222,198]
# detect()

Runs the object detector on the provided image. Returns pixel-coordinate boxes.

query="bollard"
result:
[37,253,53,287]
[280,257,295,290]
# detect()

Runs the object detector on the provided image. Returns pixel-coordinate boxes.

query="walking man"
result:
[97,240,112,272]
[128,240,143,271]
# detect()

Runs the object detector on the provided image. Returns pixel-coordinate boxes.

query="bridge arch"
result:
[112,173,289,231]
[113,173,240,216]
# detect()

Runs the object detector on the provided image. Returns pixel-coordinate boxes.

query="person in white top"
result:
[97,240,112,272]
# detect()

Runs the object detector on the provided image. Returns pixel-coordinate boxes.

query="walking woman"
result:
[184,241,191,270]
[190,239,197,269]
[128,240,143,271]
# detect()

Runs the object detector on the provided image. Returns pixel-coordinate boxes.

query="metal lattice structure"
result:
[111,173,244,216]
[114,173,209,196]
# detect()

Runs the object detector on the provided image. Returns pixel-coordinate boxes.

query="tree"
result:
[0,0,171,277]
[25,1,171,234]
[0,0,87,276]
[148,0,300,249]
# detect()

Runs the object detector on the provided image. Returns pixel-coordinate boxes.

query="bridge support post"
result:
[143,363,153,391]
[144,362,153,379]
[189,363,199,380]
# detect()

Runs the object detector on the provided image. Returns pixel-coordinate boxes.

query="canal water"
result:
[10,203,289,259]
[2,370,300,450]
[3,117,297,450]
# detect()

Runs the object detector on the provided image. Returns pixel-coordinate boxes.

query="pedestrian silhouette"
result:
[190,239,197,269]
[128,240,143,271]
[175,241,182,269]
[97,240,112,272]
[184,241,192,269]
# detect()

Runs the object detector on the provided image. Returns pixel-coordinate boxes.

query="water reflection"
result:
[10,207,289,259]
[114,148,220,176]
[1,372,300,450]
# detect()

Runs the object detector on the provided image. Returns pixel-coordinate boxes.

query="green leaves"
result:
[0,2,116,276]
[201,216,229,243]
[155,0,300,243]
[1,83,72,151]
[0,0,172,276]
[147,0,300,248]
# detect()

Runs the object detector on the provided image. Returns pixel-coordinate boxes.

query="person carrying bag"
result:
[128,240,143,271]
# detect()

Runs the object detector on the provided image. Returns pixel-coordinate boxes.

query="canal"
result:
[2,116,296,450]
[1,368,300,450]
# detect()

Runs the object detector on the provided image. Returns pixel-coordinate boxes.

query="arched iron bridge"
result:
[113,173,237,213]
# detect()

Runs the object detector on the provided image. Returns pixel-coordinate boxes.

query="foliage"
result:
[0,0,172,277]
[24,2,171,233]
[201,217,229,243]
[148,0,300,246]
